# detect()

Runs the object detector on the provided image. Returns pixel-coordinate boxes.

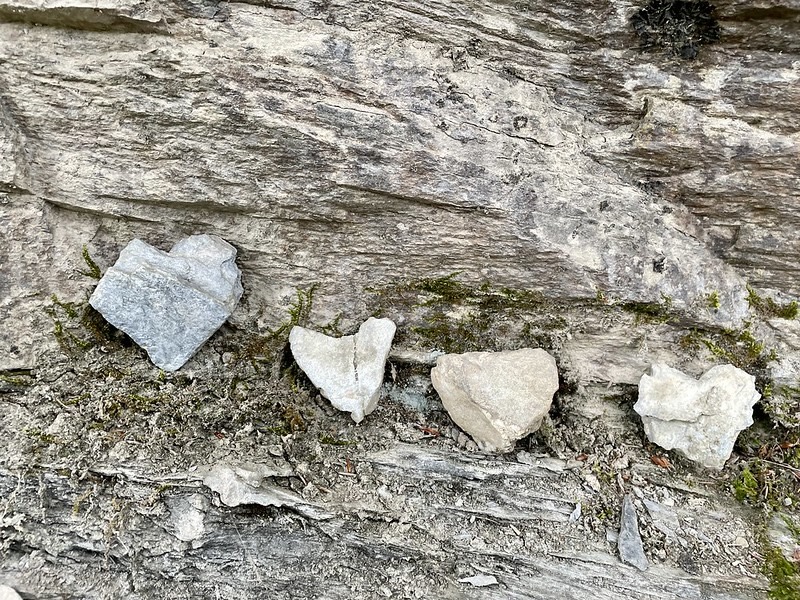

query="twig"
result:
[762,459,800,477]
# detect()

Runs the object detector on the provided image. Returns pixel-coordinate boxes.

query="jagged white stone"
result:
[289,317,396,423]
[431,348,559,453]
[635,363,760,469]
[89,234,242,371]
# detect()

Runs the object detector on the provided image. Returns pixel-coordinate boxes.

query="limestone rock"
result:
[0,586,22,600]
[89,235,242,371]
[289,318,396,423]
[618,495,648,572]
[431,348,559,453]
[635,363,760,469]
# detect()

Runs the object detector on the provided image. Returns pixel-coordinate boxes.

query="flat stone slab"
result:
[89,234,242,371]
[635,363,760,469]
[289,317,396,423]
[431,348,559,452]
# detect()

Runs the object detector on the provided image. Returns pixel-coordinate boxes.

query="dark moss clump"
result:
[620,295,675,325]
[45,294,131,357]
[236,285,341,369]
[370,274,563,354]
[78,245,102,280]
[732,421,800,512]
[631,0,721,59]
[678,325,775,379]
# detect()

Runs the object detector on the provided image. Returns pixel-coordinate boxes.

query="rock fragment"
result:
[0,586,22,600]
[458,574,499,587]
[200,462,333,520]
[635,363,760,469]
[430,348,559,452]
[166,494,208,544]
[618,494,649,571]
[289,317,396,423]
[89,234,243,371]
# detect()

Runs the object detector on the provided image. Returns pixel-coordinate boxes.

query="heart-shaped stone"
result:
[635,363,760,469]
[89,234,242,371]
[289,317,396,423]
[431,348,559,452]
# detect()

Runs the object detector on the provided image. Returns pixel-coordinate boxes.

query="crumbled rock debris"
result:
[0,336,768,597]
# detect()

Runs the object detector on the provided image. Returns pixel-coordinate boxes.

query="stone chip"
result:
[431,348,559,452]
[618,494,649,571]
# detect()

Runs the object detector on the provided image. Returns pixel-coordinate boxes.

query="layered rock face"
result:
[1,0,798,385]
[2,3,799,598]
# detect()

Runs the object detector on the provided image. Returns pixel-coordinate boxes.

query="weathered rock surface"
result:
[0,0,796,597]
[618,494,649,572]
[2,0,800,383]
[431,348,559,452]
[289,317,396,423]
[89,234,242,371]
[635,363,760,469]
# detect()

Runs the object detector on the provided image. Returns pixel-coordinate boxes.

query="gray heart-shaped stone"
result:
[89,234,242,371]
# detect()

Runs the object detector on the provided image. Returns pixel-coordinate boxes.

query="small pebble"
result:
[733,536,749,548]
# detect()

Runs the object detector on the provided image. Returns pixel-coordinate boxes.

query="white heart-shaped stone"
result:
[635,363,760,469]
[89,234,242,371]
[289,317,396,423]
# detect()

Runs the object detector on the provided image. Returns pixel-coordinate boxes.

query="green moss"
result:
[320,434,356,446]
[238,285,344,371]
[620,294,674,324]
[45,295,93,355]
[79,245,102,280]
[0,371,34,387]
[748,286,798,320]
[783,515,800,541]
[764,546,800,600]
[732,425,800,510]
[679,325,775,375]
[44,292,125,357]
[24,427,57,445]
[369,273,558,354]
[414,272,469,302]
[706,291,720,310]
[733,467,760,504]
[763,385,800,430]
